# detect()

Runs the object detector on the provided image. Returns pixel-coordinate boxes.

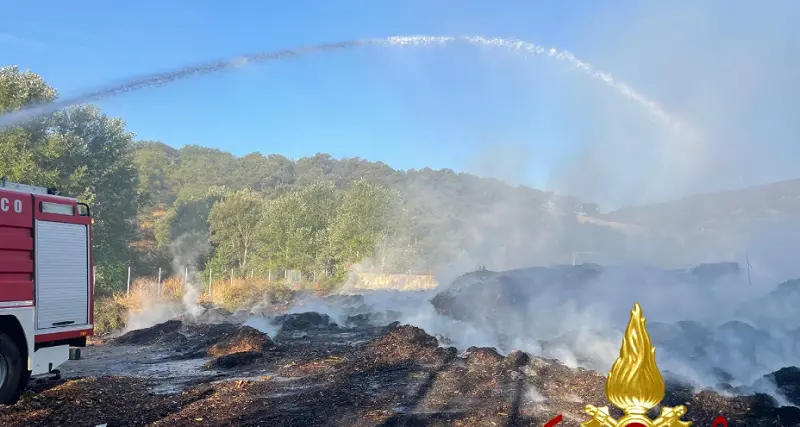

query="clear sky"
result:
[2,1,799,207]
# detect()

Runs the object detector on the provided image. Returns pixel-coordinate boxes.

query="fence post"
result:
[268,270,271,281]
[157,267,162,295]
[230,269,234,285]
[126,266,131,297]
[250,269,254,278]
[184,267,188,287]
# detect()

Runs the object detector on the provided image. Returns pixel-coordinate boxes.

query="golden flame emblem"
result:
[581,303,691,427]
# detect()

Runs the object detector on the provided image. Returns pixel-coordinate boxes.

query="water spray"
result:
[0,35,696,141]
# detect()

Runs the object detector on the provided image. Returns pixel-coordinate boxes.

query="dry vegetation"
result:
[207,326,276,358]
[93,275,296,334]
[93,272,436,335]
[348,273,438,291]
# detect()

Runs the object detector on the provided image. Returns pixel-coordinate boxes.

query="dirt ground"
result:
[1,311,798,427]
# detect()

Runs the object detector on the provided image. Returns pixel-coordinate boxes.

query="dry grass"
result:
[349,273,438,291]
[93,297,128,334]
[209,278,294,311]
[160,276,185,300]
[94,271,429,334]
[94,276,188,334]
[94,275,297,334]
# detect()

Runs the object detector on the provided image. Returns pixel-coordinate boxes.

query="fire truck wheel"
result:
[0,332,24,405]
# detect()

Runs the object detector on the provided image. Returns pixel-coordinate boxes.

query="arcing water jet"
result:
[0,35,695,140]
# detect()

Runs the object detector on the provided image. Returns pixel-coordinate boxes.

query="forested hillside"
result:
[4,65,799,297]
[131,141,608,285]
[608,179,800,233]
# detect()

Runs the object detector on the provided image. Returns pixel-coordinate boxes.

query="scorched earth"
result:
[0,298,797,427]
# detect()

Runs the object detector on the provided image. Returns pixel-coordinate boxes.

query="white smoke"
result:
[170,231,209,318]
[124,294,183,333]
[269,260,798,405]
[123,232,209,331]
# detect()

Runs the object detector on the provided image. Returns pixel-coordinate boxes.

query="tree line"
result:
[203,181,417,284]
[0,67,140,295]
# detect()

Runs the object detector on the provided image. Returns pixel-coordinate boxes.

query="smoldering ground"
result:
[22,312,797,426]
[275,263,798,404]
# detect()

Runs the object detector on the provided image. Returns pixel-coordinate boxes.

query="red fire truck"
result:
[0,179,93,404]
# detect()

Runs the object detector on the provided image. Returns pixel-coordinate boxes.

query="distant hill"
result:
[599,179,800,267]
[607,178,800,232]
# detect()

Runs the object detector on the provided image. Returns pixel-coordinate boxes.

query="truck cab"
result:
[0,179,93,404]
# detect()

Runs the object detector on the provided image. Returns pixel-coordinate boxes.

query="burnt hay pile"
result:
[2,262,800,426]
[1,318,799,426]
[114,319,278,369]
[272,311,339,331]
[432,263,800,383]
[113,319,185,346]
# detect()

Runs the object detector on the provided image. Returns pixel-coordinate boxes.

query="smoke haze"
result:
[18,0,795,406]
[329,3,800,402]
[545,1,800,207]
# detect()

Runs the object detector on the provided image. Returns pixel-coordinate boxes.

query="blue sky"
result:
[2,1,799,206]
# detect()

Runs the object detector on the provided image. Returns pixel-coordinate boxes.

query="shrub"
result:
[93,297,128,334]
[210,277,296,310]
[160,276,185,300]
[211,278,251,310]
[265,281,293,304]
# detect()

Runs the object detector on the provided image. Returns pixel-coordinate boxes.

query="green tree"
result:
[294,153,335,186]
[43,106,141,272]
[237,152,296,197]
[257,181,340,275]
[1,68,141,295]
[208,189,265,270]
[0,66,57,112]
[0,66,57,185]
[154,187,227,249]
[171,145,239,201]
[329,180,392,263]
[133,141,179,208]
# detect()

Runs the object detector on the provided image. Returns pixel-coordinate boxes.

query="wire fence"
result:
[113,266,440,297]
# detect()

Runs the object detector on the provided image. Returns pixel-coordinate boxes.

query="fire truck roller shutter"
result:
[34,220,89,329]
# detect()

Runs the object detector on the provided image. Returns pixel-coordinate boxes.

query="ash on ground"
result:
[2,263,799,426]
